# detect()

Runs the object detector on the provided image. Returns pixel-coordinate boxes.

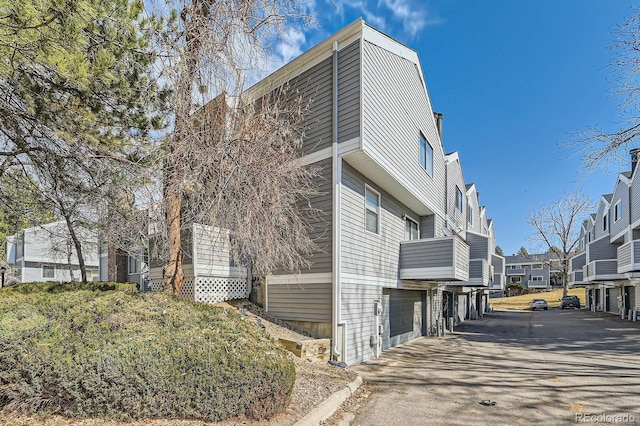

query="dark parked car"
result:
[561,295,581,309]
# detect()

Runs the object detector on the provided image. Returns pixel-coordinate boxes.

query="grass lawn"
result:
[490,288,587,310]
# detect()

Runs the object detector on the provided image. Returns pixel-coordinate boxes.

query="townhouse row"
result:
[148,20,505,365]
[569,148,640,317]
[505,253,564,291]
[3,20,506,366]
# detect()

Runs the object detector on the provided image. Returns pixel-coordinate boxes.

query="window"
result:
[531,276,543,281]
[614,201,621,222]
[86,268,99,281]
[456,187,463,212]
[588,231,592,242]
[603,213,609,231]
[419,134,433,176]
[42,264,55,279]
[405,218,419,240]
[128,255,140,274]
[532,264,543,269]
[365,186,380,234]
[468,205,474,225]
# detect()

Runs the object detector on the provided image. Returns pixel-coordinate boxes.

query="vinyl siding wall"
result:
[268,282,332,323]
[341,163,418,280]
[611,181,630,239]
[361,40,445,216]
[341,282,382,364]
[632,174,640,225]
[588,236,619,261]
[594,200,610,240]
[286,56,334,156]
[466,189,481,234]
[446,159,466,235]
[467,232,490,260]
[338,40,361,143]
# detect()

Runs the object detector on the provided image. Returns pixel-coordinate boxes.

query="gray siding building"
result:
[241,20,504,365]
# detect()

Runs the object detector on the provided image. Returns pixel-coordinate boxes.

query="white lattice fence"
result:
[147,276,246,304]
[195,277,248,304]
[150,279,162,291]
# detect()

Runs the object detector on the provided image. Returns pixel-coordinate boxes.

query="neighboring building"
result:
[98,245,148,290]
[504,253,563,290]
[4,221,99,283]
[207,19,503,365]
[569,148,640,317]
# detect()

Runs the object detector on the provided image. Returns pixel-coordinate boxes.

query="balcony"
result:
[467,259,491,287]
[491,272,505,290]
[570,270,585,286]
[506,268,525,276]
[527,280,548,289]
[399,236,469,281]
[617,240,640,273]
[584,259,625,282]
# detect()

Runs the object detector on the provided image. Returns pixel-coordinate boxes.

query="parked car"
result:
[529,299,548,311]
[560,295,581,309]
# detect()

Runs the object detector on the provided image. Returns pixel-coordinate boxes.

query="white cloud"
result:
[278,27,307,64]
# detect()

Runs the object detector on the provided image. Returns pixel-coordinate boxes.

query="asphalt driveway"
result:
[349,309,640,425]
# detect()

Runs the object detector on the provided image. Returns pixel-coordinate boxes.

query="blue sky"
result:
[272,0,638,256]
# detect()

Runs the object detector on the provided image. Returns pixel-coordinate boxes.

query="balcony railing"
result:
[617,240,640,273]
[467,258,491,287]
[584,259,624,282]
[527,280,548,289]
[399,236,470,281]
[506,268,525,276]
[569,270,585,285]
[491,273,505,290]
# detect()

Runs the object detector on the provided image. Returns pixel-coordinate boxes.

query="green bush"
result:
[0,283,295,421]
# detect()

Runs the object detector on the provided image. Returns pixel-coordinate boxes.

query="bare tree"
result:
[149,1,317,294]
[529,191,594,296]
[571,8,640,170]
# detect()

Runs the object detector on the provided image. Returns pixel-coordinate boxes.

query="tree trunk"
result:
[63,214,87,283]
[161,0,205,294]
[163,183,184,293]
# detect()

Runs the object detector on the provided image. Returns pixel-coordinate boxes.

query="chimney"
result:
[434,112,443,140]
[632,148,640,173]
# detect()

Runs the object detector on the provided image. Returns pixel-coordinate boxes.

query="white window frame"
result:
[42,264,55,279]
[531,276,543,281]
[365,185,380,235]
[603,213,609,231]
[532,264,543,269]
[405,216,419,241]
[468,205,474,225]
[419,133,433,177]
[614,200,621,222]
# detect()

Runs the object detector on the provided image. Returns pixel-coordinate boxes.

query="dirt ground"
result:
[0,300,359,426]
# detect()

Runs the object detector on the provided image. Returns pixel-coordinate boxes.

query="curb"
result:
[294,375,363,426]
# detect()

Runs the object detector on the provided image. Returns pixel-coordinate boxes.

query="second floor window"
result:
[603,213,609,231]
[614,201,621,222]
[365,186,380,234]
[419,134,433,176]
[468,205,474,225]
[456,187,463,212]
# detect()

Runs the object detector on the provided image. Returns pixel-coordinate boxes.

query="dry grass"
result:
[490,288,587,310]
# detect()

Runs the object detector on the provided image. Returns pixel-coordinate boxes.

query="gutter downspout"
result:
[331,40,342,360]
